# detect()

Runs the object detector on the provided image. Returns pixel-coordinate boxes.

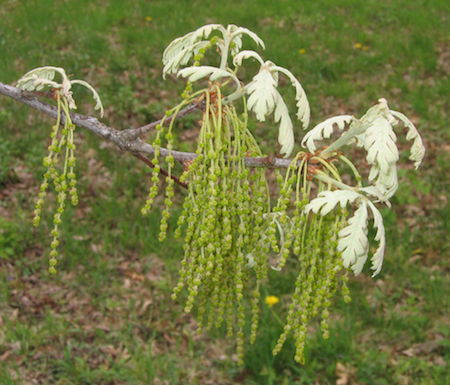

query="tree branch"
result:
[0,81,297,170]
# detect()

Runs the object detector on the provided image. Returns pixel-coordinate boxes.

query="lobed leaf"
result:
[17,66,70,92]
[246,66,279,121]
[191,24,226,42]
[301,115,353,153]
[177,66,241,90]
[273,92,295,157]
[337,202,369,275]
[270,65,310,129]
[367,201,386,277]
[307,189,388,276]
[233,50,265,67]
[163,24,222,64]
[17,66,103,116]
[369,164,399,200]
[360,98,396,125]
[228,25,265,50]
[364,116,399,175]
[163,41,209,79]
[390,110,425,169]
[358,185,392,207]
[162,25,227,79]
[304,190,361,216]
[234,53,310,157]
[70,80,104,117]
[162,24,264,79]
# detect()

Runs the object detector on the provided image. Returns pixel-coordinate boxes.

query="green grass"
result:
[1,0,450,383]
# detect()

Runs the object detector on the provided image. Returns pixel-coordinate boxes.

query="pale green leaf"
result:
[337,202,369,275]
[163,24,222,64]
[70,80,104,117]
[230,34,243,57]
[228,25,266,50]
[358,186,392,207]
[246,66,279,121]
[17,66,104,116]
[367,201,386,277]
[390,110,425,169]
[177,66,241,90]
[17,66,70,92]
[163,41,208,79]
[270,65,310,129]
[233,50,265,67]
[364,117,399,174]
[191,24,226,41]
[273,92,294,157]
[305,190,361,216]
[162,24,226,79]
[301,115,353,153]
[369,164,398,199]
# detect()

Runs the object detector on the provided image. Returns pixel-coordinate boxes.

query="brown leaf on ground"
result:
[335,362,356,385]
[100,344,121,358]
[124,270,145,281]
[0,350,13,362]
[401,336,444,357]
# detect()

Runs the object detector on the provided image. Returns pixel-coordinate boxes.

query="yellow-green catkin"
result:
[34,94,80,274]
[170,88,270,365]
[271,161,350,364]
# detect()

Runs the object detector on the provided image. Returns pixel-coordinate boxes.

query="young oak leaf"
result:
[337,202,369,275]
[225,25,265,56]
[368,163,399,200]
[274,92,295,157]
[389,110,425,169]
[306,190,387,276]
[177,66,241,90]
[304,190,361,216]
[17,66,104,117]
[233,50,310,157]
[364,116,399,175]
[301,115,354,153]
[162,24,265,79]
[70,80,104,117]
[245,67,279,121]
[358,98,425,171]
[269,65,310,128]
[358,185,392,207]
[163,41,210,79]
[162,24,224,79]
[351,99,403,200]
[17,67,64,91]
[367,201,386,277]
[234,51,278,120]
[17,67,73,99]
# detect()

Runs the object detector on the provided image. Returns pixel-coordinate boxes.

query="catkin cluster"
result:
[168,87,270,364]
[269,156,352,363]
[143,87,355,365]
[33,92,79,273]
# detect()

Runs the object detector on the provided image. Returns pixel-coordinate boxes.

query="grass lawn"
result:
[0,0,449,383]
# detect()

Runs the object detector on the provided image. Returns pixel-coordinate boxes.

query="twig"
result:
[0,82,302,170]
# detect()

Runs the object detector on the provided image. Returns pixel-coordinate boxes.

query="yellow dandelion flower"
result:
[146,16,152,22]
[298,48,306,54]
[265,295,279,307]
[354,43,362,49]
